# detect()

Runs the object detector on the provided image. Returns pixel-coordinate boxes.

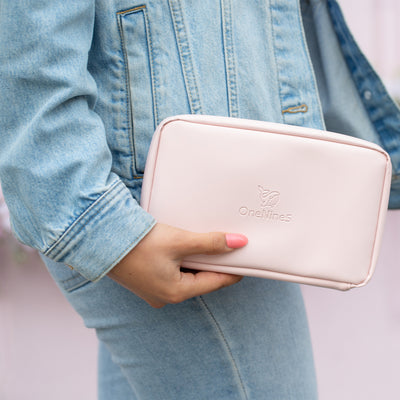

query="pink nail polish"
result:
[225,233,248,249]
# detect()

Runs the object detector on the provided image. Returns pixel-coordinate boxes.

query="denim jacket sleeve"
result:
[0,0,156,281]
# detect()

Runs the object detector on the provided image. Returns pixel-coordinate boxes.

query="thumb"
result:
[178,231,248,257]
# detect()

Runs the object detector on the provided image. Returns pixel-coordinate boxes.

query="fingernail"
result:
[225,233,248,249]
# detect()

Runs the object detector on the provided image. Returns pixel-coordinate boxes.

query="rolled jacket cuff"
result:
[44,180,156,282]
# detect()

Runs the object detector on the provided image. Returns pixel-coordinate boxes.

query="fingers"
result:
[157,227,247,305]
[225,233,249,249]
[160,271,243,305]
[108,224,248,308]
[180,270,243,298]
[174,230,248,257]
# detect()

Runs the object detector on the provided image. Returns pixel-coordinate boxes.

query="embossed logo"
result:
[239,186,293,223]
[258,185,280,209]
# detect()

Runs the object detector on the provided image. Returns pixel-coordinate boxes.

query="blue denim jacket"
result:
[1,0,400,282]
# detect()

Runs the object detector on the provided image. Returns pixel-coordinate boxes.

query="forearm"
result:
[0,0,155,281]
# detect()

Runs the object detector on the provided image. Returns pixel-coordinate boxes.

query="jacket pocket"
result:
[117,5,156,176]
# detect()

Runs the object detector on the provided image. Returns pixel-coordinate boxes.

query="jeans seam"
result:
[197,296,249,400]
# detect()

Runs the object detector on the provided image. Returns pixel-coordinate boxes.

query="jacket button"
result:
[363,90,372,101]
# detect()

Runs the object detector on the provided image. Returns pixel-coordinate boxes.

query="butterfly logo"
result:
[258,186,280,209]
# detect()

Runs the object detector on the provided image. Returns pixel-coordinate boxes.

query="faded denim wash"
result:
[1,0,400,281]
[1,0,400,398]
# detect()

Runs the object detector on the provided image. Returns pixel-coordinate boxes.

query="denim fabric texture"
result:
[43,254,318,400]
[1,0,400,398]
[1,0,400,281]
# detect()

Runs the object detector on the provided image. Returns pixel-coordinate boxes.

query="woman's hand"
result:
[107,223,248,308]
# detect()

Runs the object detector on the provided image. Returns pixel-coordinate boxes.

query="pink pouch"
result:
[140,115,392,290]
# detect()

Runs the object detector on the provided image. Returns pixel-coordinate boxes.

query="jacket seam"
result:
[221,0,239,118]
[117,5,158,175]
[269,1,284,123]
[326,0,400,161]
[116,9,138,177]
[168,0,203,114]
[93,218,156,282]
[44,180,123,259]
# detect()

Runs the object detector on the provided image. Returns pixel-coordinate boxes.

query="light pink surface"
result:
[141,115,392,290]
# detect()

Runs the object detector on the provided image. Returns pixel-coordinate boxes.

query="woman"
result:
[1,0,399,398]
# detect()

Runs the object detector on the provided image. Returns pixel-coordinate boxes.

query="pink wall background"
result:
[1,1,400,399]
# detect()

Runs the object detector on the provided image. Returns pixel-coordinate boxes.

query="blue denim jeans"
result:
[43,256,317,399]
